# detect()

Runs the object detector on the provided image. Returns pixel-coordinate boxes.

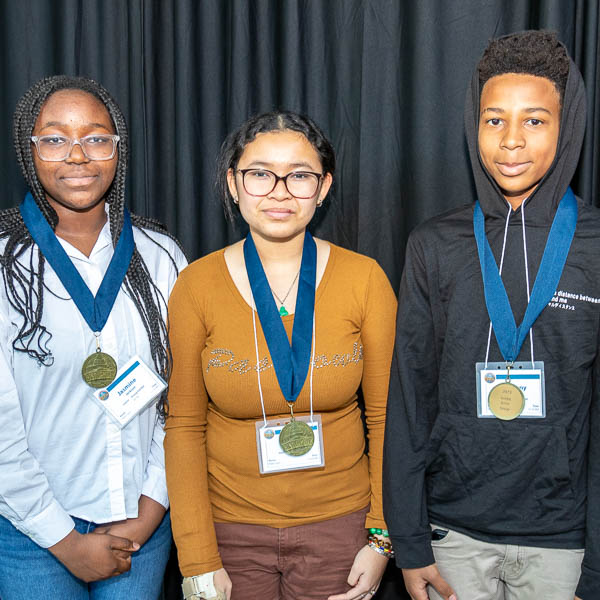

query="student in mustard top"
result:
[165,111,397,600]
[384,31,598,600]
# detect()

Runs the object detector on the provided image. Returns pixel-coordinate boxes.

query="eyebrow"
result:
[246,160,318,170]
[480,107,553,116]
[39,121,112,131]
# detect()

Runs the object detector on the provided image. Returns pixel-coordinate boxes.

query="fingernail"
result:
[133,542,140,550]
[450,595,457,600]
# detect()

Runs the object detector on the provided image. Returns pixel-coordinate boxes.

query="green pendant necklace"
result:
[271,270,300,317]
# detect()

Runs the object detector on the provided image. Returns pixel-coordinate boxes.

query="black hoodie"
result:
[383,49,600,598]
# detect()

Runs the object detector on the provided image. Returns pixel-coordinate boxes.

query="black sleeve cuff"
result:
[390,532,435,569]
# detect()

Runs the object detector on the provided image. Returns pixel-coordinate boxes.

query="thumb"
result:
[430,571,456,600]
[109,534,140,552]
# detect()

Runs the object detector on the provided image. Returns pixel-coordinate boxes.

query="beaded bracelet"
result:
[367,528,395,559]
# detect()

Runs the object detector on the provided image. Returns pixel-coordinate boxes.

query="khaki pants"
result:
[428,526,583,600]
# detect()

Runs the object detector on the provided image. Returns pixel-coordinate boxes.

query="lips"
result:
[263,207,294,219]
[495,161,532,177]
[60,174,98,187]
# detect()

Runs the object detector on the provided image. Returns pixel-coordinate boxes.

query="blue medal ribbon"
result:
[19,192,135,333]
[473,188,577,362]
[244,231,316,404]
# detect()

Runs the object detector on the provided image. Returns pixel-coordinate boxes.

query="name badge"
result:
[476,361,545,419]
[255,415,325,474]
[92,355,166,428]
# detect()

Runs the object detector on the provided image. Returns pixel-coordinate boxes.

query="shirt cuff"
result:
[142,463,169,510]
[16,498,75,548]
[390,532,435,569]
[576,563,600,599]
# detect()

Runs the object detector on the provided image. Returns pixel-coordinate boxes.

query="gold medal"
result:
[488,382,525,420]
[488,364,525,420]
[279,418,315,456]
[82,350,117,388]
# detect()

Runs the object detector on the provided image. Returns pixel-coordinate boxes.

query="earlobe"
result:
[317,173,333,206]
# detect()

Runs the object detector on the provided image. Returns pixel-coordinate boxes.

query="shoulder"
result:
[174,248,227,292]
[132,225,188,277]
[326,242,394,295]
[409,203,474,243]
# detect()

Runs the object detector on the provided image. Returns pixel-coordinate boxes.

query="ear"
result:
[227,168,238,202]
[317,172,333,205]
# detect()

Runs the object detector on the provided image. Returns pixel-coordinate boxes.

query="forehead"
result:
[35,89,114,130]
[238,130,321,168]
[480,73,561,112]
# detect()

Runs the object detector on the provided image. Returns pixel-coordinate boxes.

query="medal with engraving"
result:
[488,364,525,420]
[82,333,118,388]
[279,404,315,456]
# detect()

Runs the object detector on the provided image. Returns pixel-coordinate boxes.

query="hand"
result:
[214,568,233,600]
[328,544,388,600]
[93,495,166,547]
[48,528,139,582]
[402,564,456,600]
[575,597,582,600]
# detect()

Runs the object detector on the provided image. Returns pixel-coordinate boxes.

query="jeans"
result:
[0,510,172,600]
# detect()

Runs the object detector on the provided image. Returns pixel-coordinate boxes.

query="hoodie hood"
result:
[464,36,587,223]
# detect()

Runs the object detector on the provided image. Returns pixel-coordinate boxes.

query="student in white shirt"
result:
[0,75,186,600]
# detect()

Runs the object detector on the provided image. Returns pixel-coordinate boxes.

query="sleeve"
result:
[382,233,439,569]
[164,270,223,576]
[0,309,74,548]
[360,261,398,529]
[141,241,189,510]
[141,415,169,509]
[575,335,600,599]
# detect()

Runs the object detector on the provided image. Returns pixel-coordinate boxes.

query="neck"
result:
[251,229,306,269]
[49,198,108,256]
[505,194,527,211]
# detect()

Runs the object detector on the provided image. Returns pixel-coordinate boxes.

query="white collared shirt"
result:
[0,217,187,548]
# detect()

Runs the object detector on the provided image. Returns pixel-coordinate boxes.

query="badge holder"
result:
[91,355,166,428]
[255,414,325,474]
[476,361,546,419]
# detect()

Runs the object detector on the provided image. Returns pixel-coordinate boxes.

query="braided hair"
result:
[3,74,185,416]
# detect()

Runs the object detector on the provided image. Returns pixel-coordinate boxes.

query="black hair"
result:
[215,110,336,221]
[3,74,185,417]
[478,31,569,101]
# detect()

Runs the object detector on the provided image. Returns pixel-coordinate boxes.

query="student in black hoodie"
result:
[383,31,599,600]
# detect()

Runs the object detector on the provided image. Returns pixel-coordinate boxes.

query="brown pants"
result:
[214,507,369,600]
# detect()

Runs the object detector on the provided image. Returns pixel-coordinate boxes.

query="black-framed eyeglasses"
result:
[237,168,323,199]
[31,134,120,161]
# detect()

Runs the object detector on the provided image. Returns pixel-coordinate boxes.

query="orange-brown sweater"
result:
[165,243,397,575]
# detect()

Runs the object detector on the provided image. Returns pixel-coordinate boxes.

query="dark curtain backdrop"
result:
[1,1,599,599]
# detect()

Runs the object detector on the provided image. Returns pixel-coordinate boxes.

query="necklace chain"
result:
[271,269,300,307]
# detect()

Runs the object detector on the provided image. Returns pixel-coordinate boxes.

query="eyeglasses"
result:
[31,134,120,161]
[237,169,323,199]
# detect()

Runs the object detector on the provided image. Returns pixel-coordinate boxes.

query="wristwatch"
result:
[182,573,226,600]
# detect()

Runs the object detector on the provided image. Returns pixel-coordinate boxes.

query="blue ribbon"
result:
[473,188,577,362]
[19,192,135,333]
[244,231,316,404]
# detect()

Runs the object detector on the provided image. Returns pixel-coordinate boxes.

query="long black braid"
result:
[3,75,185,417]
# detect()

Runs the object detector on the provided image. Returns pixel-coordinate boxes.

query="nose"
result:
[65,140,89,163]
[500,121,525,150]
[269,176,291,200]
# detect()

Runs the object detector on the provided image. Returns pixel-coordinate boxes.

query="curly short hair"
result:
[478,31,569,101]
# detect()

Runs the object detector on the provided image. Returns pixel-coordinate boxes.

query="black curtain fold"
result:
[1,1,600,598]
